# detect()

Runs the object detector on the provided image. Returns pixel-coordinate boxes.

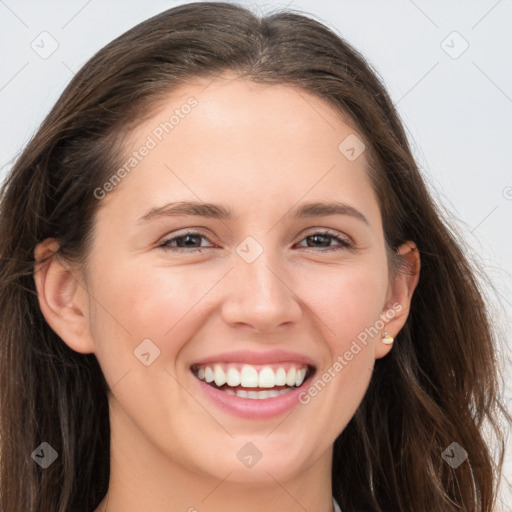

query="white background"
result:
[1,0,510,509]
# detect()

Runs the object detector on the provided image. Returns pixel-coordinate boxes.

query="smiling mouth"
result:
[190,362,315,399]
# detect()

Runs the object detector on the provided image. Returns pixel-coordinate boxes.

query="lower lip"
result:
[192,371,315,420]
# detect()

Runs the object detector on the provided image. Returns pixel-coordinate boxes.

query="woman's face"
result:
[47,75,416,487]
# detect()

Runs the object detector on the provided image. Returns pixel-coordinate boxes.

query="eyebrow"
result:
[137,200,368,225]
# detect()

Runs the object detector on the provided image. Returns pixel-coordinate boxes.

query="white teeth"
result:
[213,364,226,387]
[258,366,275,388]
[239,388,291,399]
[226,367,240,386]
[275,367,287,386]
[286,367,296,387]
[295,368,306,387]
[204,366,214,383]
[194,363,309,390]
[240,365,259,387]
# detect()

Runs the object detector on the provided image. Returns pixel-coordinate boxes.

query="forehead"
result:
[145,75,362,151]
[98,75,379,225]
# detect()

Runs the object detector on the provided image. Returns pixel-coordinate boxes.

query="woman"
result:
[0,2,509,511]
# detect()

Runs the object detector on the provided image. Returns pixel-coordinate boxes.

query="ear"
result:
[375,241,420,359]
[33,238,95,354]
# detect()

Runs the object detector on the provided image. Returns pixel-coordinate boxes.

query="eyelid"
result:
[156,228,217,247]
[297,227,352,244]
[295,228,354,252]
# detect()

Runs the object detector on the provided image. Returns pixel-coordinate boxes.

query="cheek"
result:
[293,261,388,440]
[296,259,389,348]
[85,255,218,371]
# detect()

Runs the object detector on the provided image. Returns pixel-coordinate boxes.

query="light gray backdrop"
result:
[1,0,510,509]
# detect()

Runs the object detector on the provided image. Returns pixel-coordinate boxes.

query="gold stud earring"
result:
[381,331,394,345]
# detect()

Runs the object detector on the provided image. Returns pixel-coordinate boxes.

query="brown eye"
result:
[296,231,352,252]
[159,231,213,252]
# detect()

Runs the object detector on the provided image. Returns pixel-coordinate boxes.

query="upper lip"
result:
[191,349,316,368]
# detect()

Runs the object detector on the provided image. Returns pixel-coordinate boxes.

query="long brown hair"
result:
[0,2,509,510]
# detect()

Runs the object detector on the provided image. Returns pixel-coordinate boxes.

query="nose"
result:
[220,250,302,334]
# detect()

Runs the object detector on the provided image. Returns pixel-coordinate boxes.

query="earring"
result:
[381,331,394,345]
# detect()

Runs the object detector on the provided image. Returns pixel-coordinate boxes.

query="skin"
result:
[34,74,420,512]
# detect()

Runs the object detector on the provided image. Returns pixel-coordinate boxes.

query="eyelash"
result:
[158,229,353,253]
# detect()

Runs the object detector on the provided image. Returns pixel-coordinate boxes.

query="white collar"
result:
[333,496,342,512]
